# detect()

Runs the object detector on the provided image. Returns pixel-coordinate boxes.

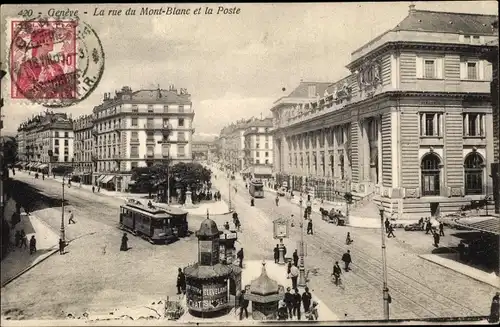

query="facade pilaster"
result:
[377,116,383,186]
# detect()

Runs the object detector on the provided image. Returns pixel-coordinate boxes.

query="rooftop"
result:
[249,262,280,296]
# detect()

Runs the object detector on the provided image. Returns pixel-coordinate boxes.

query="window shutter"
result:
[420,114,425,135]
[436,58,444,79]
[479,60,485,80]
[485,62,493,81]
[416,57,423,78]
[433,114,438,136]
[460,60,466,80]
[439,114,444,136]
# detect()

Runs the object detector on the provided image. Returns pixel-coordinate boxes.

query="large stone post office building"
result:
[270,6,498,219]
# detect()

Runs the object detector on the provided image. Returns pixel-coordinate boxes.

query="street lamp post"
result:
[379,208,390,320]
[60,175,66,242]
[298,194,307,287]
[228,151,232,211]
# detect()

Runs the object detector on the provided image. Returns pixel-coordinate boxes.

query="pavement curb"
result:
[1,246,59,288]
[418,254,500,289]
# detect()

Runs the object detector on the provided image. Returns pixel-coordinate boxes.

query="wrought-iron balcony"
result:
[146,138,155,145]
[130,137,140,144]
[144,123,170,131]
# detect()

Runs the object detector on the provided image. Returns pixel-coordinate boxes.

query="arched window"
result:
[421,153,441,196]
[464,152,484,195]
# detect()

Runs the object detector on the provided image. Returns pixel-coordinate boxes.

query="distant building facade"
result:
[192,141,210,161]
[16,112,74,172]
[73,114,94,184]
[92,85,194,191]
[271,6,498,219]
[243,117,273,166]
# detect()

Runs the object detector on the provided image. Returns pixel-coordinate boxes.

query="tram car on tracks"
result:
[119,199,189,244]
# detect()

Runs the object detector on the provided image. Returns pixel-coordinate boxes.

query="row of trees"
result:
[129,162,212,202]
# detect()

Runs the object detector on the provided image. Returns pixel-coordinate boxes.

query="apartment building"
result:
[73,114,94,184]
[16,112,74,172]
[271,6,497,219]
[92,85,194,191]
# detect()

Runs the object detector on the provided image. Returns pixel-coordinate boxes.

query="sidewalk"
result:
[271,189,420,229]
[419,253,500,289]
[1,198,60,287]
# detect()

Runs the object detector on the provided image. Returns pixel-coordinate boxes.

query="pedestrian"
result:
[120,233,129,251]
[177,268,186,294]
[332,261,342,285]
[224,221,230,230]
[387,224,395,238]
[235,217,241,231]
[274,244,280,263]
[92,185,95,193]
[489,292,500,323]
[283,245,287,259]
[59,238,65,255]
[239,290,249,320]
[439,222,445,236]
[293,288,302,320]
[289,264,299,290]
[346,232,352,245]
[307,219,313,235]
[237,248,244,268]
[458,240,466,261]
[425,218,431,234]
[29,235,36,255]
[42,174,45,180]
[97,186,101,192]
[232,211,238,225]
[307,301,319,320]
[433,230,440,247]
[284,287,294,318]
[278,300,288,320]
[68,210,75,224]
[342,250,352,272]
[14,230,21,248]
[293,249,299,267]
[20,230,27,249]
[287,261,292,277]
[384,218,390,233]
[275,196,279,206]
[302,287,312,313]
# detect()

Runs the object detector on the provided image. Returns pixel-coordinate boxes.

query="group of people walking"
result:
[279,286,318,320]
[13,230,37,254]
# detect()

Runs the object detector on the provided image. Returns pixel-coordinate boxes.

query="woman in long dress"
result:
[120,233,128,251]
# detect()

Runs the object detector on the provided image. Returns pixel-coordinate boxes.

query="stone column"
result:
[377,117,383,186]
[362,119,371,182]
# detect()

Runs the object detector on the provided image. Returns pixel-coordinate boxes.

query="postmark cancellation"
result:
[4,16,105,108]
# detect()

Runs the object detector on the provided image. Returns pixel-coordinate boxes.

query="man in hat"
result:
[489,292,500,323]
[274,244,280,263]
[284,287,294,319]
[293,288,302,320]
[342,250,352,272]
[176,268,186,295]
[239,290,249,320]
[302,287,312,313]
[237,248,244,268]
[293,249,299,267]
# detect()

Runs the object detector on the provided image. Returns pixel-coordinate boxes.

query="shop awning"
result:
[252,166,273,176]
[38,164,48,169]
[440,215,500,236]
[97,175,106,182]
[21,162,28,167]
[101,175,115,184]
[33,163,41,169]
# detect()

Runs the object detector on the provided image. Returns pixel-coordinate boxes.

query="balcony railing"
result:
[130,137,140,144]
[146,138,155,144]
[144,123,171,131]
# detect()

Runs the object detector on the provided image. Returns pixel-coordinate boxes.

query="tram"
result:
[248,179,265,198]
[119,199,189,244]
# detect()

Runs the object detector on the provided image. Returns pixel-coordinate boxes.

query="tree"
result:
[1,136,18,167]
[170,162,211,192]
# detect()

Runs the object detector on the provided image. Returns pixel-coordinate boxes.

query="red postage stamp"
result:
[10,19,78,100]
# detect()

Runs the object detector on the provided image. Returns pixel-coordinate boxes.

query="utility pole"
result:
[298,194,307,287]
[379,208,390,319]
[61,175,66,242]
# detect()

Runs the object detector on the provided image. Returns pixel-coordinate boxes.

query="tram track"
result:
[258,189,487,319]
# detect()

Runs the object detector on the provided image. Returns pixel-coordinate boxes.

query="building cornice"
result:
[346,41,499,70]
[273,90,491,134]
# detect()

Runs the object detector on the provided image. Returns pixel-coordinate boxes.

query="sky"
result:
[1,1,497,138]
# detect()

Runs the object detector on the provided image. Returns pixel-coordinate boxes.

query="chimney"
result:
[409,3,416,14]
